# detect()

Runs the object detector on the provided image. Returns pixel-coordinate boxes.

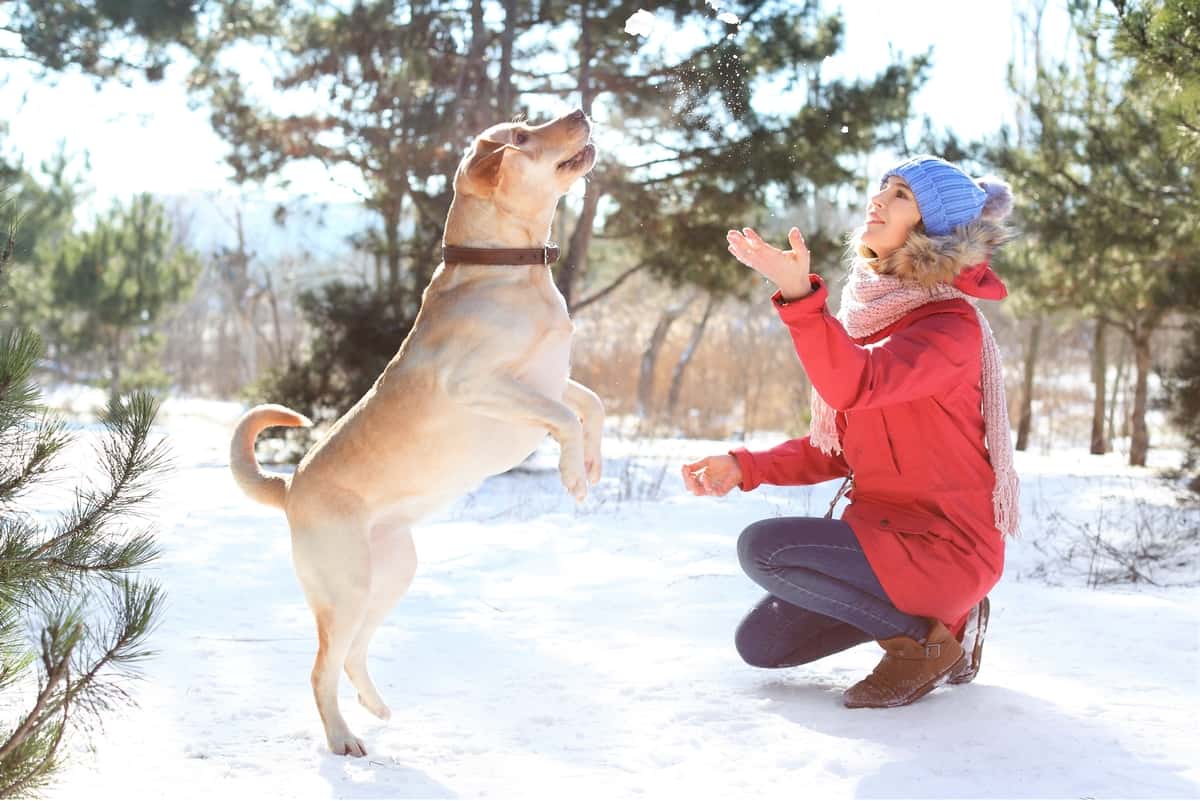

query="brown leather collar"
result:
[442,243,560,266]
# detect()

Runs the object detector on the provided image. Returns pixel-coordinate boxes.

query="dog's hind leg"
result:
[344,522,418,721]
[292,516,372,757]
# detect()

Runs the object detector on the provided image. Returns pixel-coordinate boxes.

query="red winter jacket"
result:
[730,273,1004,634]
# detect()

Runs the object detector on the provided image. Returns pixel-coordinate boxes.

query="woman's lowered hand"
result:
[681,454,743,497]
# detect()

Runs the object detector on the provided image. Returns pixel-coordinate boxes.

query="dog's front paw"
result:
[559,458,588,502]
[585,450,602,484]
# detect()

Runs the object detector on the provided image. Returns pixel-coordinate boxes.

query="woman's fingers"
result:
[788,226,806,250]
[682,459,708,495]
[680,464,695,493]
[683,457,737,497]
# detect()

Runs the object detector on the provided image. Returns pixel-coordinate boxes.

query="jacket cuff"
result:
[771,274,828,320]
[729,446,762,492]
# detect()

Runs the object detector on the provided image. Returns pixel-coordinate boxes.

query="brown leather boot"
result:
[842,620,967,709]
[948,596,990,685]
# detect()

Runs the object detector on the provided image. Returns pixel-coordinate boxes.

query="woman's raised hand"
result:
[681,454,743,497]
[726,226,812,300]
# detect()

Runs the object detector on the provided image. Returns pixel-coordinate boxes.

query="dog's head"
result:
[453,110,596,214]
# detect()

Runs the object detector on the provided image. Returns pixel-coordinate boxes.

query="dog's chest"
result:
[515,323,573,396]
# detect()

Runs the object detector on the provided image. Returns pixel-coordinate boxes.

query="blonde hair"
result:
[844,221,927,278]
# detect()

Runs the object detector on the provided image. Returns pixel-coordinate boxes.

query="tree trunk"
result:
[498,0,517,117]
[384,193,403,293]
[1090,316,1108,455]
[666,294,717,417]
[1016,315,1043,451]
[108,333,122,400]
[637,296,694,419]
[554,0,597,308]
[556,184,601,309]
[1129,325,1152,467]
[577,0,594,114]
[461,0,490,133]
[263,270,286,364]
[1106,329,1130,446]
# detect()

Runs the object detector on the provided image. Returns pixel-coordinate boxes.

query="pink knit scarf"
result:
[809,262,1021,537]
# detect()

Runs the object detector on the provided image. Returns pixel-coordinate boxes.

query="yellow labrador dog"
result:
[229,109,603,757]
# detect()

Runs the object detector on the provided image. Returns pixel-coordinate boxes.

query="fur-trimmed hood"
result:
[871,218,1014,300]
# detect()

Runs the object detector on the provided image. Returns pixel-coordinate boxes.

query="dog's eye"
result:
[514,132,529,145]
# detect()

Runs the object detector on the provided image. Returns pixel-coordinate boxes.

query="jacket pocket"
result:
[872,506,972,556]
[842,408,901,477]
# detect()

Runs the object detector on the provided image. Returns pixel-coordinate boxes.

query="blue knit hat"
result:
[881,155,988,237]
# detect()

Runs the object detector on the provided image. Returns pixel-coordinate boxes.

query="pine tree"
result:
[0,201,168,797]
[1164,319,1200,491]
[0,0,198,81]
[47,194,199,398]
[991,2,1199,466]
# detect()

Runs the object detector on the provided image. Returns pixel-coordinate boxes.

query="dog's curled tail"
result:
[230,404,313,510]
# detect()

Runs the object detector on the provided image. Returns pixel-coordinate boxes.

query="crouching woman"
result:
[683,156,1020,708]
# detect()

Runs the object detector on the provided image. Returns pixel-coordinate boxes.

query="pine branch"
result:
[570,262,649,313]
[0,613,78,797]
[31,395,168,562]
[40,529,159,575]
[0,579,161,795]
[0,415,70,507]
[0,608,33,694]
[0,517,66,606]
[54,581,164,724]
[0,329,46,436]
[0,715,65,799]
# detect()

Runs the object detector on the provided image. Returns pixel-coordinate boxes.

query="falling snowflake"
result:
[624,9,657,37]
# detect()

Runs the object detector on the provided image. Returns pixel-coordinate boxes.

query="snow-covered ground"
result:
[34,398,1200,800]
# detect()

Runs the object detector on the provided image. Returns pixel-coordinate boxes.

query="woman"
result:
[682,155,1018,708]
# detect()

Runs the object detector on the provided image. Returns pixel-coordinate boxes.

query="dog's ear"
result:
[463,138,512,191]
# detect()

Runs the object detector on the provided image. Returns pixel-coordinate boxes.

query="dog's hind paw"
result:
[358,693,392,721]
[559,456,589,502]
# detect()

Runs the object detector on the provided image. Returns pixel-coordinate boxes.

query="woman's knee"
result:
[736,518,783,575]
[734,612,781,668]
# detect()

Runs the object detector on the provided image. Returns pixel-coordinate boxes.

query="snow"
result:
[624,10,657,38]
[33,397,1200,799]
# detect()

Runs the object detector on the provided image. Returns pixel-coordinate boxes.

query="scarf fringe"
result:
[809,397,841,456]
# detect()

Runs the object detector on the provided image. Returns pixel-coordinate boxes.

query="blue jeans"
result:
[735,517,929,668]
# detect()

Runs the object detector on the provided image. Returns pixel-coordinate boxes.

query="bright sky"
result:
[0,1,1072,217]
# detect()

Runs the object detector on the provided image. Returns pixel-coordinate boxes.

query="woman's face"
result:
[861,177,922,258]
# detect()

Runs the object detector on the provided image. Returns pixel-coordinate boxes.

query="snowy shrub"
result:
[1033,498,1200,588]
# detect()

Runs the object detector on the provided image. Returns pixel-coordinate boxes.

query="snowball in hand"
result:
[624,9,656,37]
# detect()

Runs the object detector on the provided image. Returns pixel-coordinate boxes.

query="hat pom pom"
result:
[977,176,1013,222]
